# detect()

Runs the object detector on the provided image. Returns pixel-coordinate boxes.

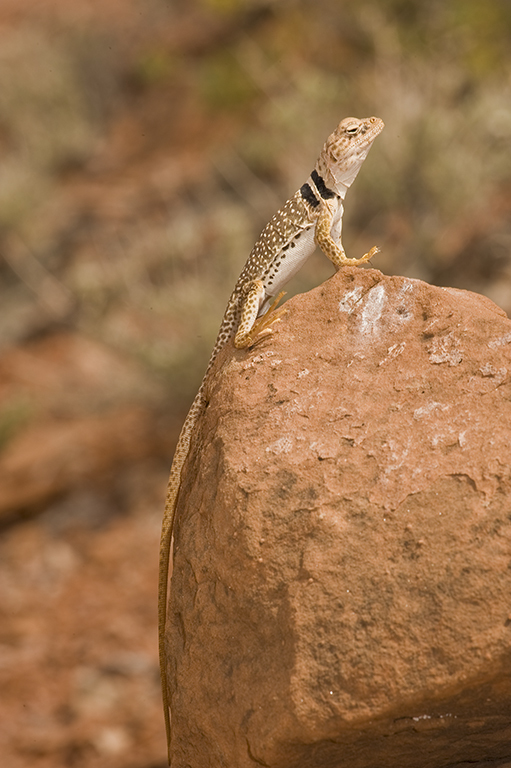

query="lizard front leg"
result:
[234,281,286,349]
[315,201,379,268]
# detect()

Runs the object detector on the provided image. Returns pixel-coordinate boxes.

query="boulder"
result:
[167,267,511,767]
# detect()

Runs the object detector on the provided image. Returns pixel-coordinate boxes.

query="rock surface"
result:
[167,267,511,768]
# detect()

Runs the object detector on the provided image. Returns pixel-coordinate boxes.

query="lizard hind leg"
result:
[251,290,287,340]
[234,282,287,349]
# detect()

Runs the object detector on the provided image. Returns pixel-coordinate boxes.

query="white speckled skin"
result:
[158,115,384,763]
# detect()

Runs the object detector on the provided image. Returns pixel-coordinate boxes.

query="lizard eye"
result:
[345,124,359,135]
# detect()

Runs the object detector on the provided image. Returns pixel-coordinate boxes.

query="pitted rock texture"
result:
[167,267,511,768]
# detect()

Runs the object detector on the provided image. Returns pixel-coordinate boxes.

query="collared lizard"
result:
[159,115,384,763]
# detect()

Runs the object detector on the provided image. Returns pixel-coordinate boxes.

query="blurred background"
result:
[0,0,510,766]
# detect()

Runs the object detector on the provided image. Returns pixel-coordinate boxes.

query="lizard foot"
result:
[339,245,380,267]
[246,291,287,347]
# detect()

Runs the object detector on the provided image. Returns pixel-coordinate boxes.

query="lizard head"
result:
[316,116,384,198]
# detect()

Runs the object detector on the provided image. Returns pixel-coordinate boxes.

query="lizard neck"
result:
[300,168,343,210]
[314,155,365,199]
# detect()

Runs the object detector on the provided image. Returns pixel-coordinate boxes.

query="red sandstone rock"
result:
[167,267,511,768]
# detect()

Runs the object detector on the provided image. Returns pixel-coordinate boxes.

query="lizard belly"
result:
[261,225,316,307]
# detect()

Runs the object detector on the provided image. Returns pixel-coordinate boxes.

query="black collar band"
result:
[300,182,320,208]
[311,169,336,199]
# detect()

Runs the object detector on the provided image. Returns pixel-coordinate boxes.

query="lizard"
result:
[158,114,384,764]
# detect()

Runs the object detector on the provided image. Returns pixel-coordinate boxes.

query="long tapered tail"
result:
[158,389,206,764]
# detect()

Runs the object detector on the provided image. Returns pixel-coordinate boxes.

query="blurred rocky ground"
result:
[0,0,510,766]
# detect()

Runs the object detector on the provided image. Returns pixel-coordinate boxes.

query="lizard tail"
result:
[158,389,206,764]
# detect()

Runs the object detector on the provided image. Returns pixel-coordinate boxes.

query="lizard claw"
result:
[246,291,287,347]
[358,245,380,264]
